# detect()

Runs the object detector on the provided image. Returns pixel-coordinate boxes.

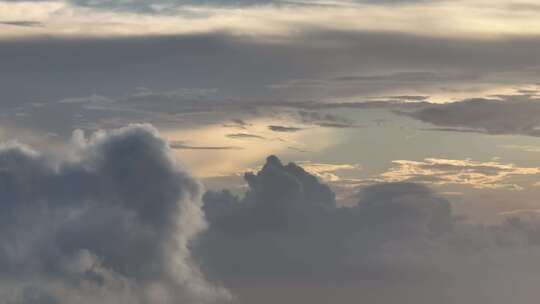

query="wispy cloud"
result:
[379,158,540,190]
[0,20,44,27]
[268,125,304,132]
[226,133,266,139]
[169,140,243,150]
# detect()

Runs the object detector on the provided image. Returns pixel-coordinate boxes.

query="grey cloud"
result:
[267,125,303,132]
[388,95,429,101]
[404,95,540,137]
[419,127,486,134]
[317,122,362,128]
[2,0,441,14]
[226,133,265,140]
[0,21,44,27]
[0,124,229,304]
[2,0,282,15]
[223,119,250,129]
[170,140,243,150]
[194,155,540,303]
[195,156,451,281]
[3,31,540,112]
[296,110,362,128]
[332,71,479,83]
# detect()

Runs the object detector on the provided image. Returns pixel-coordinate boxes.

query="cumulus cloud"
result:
[0,124,229,304]
[195,155,540,303]
[195,156,451,281]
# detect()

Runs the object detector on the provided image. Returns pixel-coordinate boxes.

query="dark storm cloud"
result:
[0,124,229,303]
[404,95,540,137]
[194,155,540,303]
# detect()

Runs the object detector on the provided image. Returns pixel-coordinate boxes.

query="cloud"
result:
[295,110,361,128]
[0,124,230,304]
[267,125,304,132]
[404,95,540,137]
[295,160,362,182]
[226,133,266,140]
[379,158,540,190]
[223,119,250,129]
[2,30,540,111]
[388,95,429,101]
[170,141,243,150]
[195,156,452,282]
[332,71,478,83]
[194,155,540,303]
[0,20,44,27]
[4,0,540,41]
[501,144,540,153]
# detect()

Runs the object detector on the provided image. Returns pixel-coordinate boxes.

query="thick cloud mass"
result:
[196,155,540,304]
[0,124,229,304]
[196,156,452,280]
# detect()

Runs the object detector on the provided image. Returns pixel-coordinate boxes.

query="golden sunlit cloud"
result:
[380,158,540,190]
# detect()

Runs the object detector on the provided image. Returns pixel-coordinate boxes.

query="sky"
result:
[3,0,540,303]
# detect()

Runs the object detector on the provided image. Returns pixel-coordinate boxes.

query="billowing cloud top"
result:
[0,124,229,304]
[195,155,540,303]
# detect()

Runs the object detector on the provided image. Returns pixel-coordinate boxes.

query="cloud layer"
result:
[406,95,540,137]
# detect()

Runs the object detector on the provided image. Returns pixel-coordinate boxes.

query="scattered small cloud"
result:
[226,133,266,140]
[169,140,243,150]
[268,125,304,132]
[0,20,44,27]
[223,119,251,129]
